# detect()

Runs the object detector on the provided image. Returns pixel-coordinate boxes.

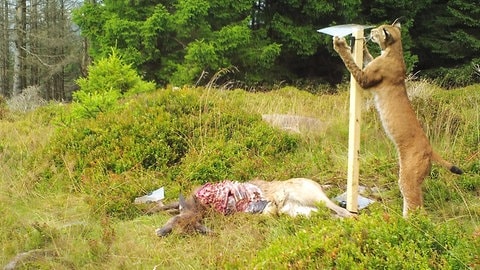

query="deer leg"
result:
[156,215,180,237]
[194,222,212,235]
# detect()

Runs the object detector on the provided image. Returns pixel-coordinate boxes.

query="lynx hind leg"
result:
[398,158,431,217]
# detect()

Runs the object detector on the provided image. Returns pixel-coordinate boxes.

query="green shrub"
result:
[47,90,200,217]
[76,49,155,96]
[175,103,301,184]
[46,88,301,218]
[423,59,480,89]
[71,89,122,119]
[73,49,155,119]
[251,212,479,269]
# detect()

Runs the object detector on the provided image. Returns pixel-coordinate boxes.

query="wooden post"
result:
[346,28,364,213]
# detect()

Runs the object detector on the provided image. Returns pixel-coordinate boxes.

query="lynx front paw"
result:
[333,36,350,53]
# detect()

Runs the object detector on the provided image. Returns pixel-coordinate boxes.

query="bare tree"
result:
[29,0,39,86]
[3,0,82,101]
[12,0,26,96]
[80,0,96,77]
[0,0,10,96]
[40,0,82,100]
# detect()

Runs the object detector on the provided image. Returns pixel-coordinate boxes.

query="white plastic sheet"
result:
[317,24,374,37]
[134,187,165,204]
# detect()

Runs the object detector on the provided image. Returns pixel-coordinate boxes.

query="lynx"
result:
[333,19,463,217]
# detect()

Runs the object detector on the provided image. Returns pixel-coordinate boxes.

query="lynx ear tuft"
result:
[392,17,404,28]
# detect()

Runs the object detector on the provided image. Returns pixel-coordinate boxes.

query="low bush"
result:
[72,49,155,119]
[46,88,301,218]
[251,212,479,269]
[422,59,480,89]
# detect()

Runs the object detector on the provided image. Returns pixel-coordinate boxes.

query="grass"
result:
[1,83,479,269]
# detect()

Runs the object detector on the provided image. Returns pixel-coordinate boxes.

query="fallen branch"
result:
[4,249,55,270]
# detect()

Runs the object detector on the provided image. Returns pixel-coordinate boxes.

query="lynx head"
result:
[370,18,402,50]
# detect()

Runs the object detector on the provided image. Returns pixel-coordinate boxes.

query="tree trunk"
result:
[29,0,39,86]
[55,0,65,100]
[0,0,10,96]
[12,0,26,96]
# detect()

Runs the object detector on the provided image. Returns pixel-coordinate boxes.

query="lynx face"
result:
[370,22,401,50]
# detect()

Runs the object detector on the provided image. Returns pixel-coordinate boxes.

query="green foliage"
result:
[172,40,220,85]
[74,0,274,85]
[71,90,122,119]
[72,49,155,119]
[72,3,109,57]
[47,88,300,217]
[76,50,155,96]
[252,0,362,82]
[251,212,479,269]
[422,59,480,88]
[411,0,480,86]
[72,0,361,86]
[73,0,480,88]
[141,5,172,59]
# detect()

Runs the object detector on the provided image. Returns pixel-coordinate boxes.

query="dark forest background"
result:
[1,0,479,100]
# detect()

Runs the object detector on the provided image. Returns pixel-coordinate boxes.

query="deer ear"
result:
[179,194,187,211]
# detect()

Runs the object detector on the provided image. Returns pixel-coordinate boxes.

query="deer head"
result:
[156,194,211,237]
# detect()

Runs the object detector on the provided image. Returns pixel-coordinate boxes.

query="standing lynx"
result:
[333,19,463,217]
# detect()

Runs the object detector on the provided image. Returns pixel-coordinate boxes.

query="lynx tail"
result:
[432,151,463,175]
